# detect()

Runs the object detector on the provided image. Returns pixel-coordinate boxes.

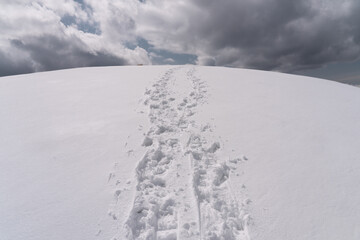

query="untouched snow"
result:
[0,66,360,240]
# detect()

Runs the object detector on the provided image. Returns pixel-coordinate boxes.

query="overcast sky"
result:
[1,0,360,84]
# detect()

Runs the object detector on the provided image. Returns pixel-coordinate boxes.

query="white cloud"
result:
[0,0,151,76]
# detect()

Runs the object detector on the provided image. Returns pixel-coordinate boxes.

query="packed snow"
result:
[0,66,360,240]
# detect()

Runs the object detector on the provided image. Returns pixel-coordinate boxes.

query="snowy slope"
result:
[0,66,360,240]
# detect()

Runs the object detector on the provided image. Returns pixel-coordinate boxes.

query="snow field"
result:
[1,65,360,240]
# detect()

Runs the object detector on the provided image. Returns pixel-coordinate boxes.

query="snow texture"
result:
[1,66,360,240]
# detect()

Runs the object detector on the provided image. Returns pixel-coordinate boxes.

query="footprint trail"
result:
[118,66,250,240]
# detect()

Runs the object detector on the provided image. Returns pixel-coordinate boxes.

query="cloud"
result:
[0,0,150,76]
[1,0,360,76]
[133,0,360,72]
[0,49,34,76]
[10,35,128,71]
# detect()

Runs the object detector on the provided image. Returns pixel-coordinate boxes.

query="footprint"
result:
[142,136,153,147]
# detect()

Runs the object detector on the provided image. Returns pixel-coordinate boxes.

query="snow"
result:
[0,66,360,240]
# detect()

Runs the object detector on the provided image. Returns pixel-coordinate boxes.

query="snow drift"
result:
[0,66,359,240]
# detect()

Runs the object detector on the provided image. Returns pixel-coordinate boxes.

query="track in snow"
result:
[117,67,250,240]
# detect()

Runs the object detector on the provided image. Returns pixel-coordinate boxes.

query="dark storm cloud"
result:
[185,0,360,71]
[1,35,127,77]
[13,35,127,69]
[0,50,35,76]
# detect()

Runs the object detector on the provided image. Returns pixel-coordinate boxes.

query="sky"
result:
[1,0,360,85]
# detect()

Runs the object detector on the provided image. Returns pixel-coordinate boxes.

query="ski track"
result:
[112,66,250,240]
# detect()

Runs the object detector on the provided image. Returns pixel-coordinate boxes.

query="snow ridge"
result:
[118,67,249,240]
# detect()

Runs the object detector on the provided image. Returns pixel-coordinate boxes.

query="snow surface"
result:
[1,66,360,240]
